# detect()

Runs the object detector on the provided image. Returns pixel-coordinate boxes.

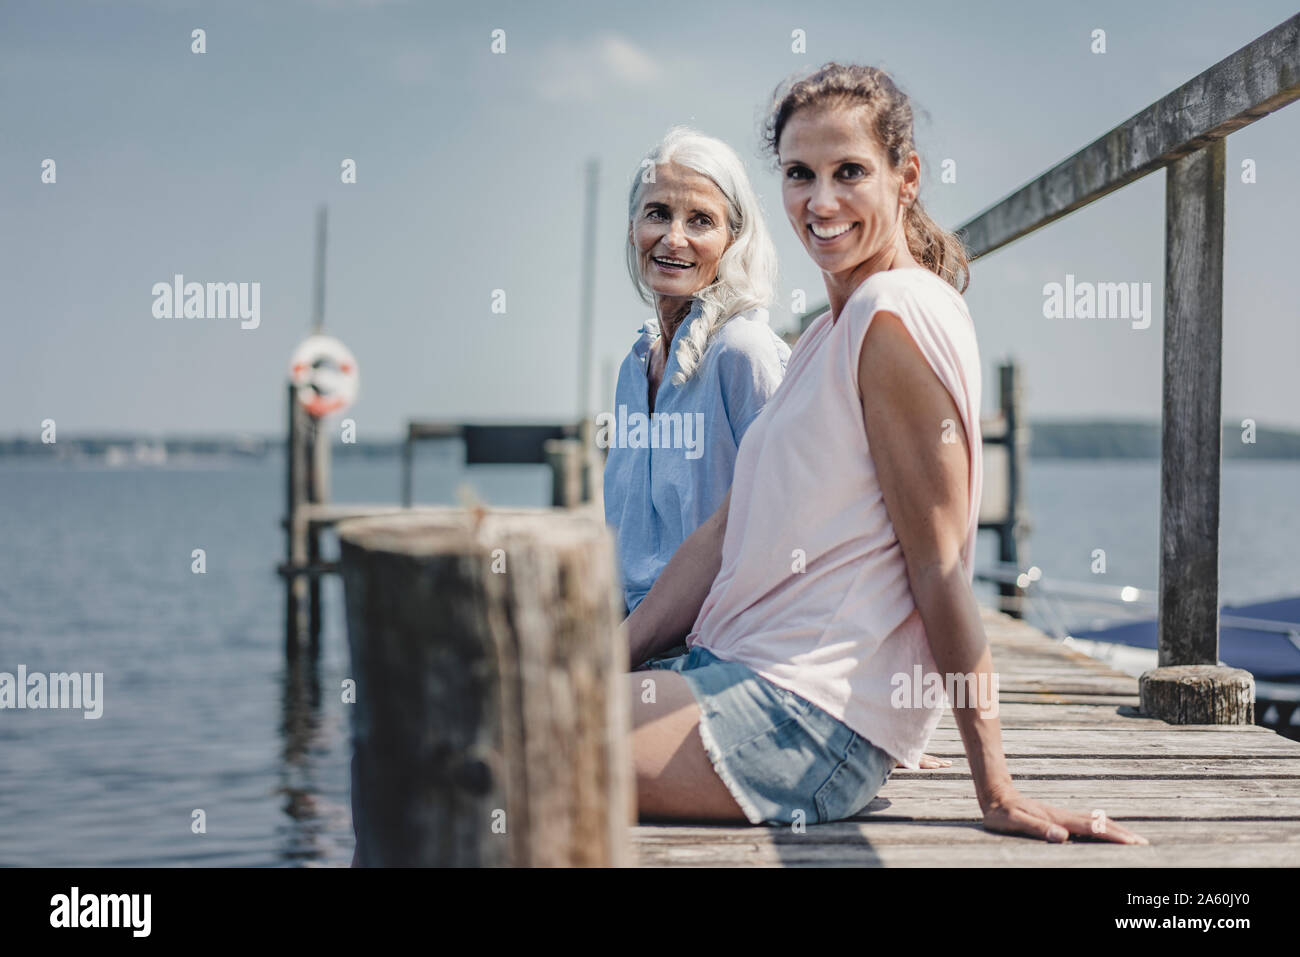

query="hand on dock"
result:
[898,753,952,769]
[981,786,1148,845]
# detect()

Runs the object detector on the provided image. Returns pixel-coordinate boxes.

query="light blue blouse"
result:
[603,300,790,614]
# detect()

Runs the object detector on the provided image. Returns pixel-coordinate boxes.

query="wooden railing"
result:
[400,420,599,508]
[963,15,1299,722]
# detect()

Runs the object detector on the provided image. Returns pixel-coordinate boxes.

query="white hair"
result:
[625,127,778,386]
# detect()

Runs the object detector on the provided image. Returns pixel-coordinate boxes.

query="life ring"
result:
[289,335,359,418]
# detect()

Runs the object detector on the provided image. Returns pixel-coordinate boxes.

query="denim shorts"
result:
[646,645,894,826]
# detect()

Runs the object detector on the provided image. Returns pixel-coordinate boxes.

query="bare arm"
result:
[625,489,730,668]
[858,310,1145,844]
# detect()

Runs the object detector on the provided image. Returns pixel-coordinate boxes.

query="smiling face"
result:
[631,163,732,301]
[777,104,919,288]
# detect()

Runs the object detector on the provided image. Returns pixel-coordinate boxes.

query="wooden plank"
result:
[957,14,1300,258]
[985,657,1132,671]
[992,657,1137,678]
[877,778,1300,797]
[633,841,1300,868]
[856,782,1300,823]
[935,701,1284,728]
[634,820,1300,847]
[632,823,1300,868]
[852,796,1300,822]
[936,716,1268,731]
[299,504,410,526]
[922,729,1300,756]
[993,679,1140,696]
[298,503,567,528]
[936,702,1165,728]
[891,757,1300,778]
[989,639,1133,660]
[996,692,1140,706]
[997,681,1138,695]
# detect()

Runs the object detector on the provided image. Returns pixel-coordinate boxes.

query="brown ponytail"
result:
[764,63,970,294]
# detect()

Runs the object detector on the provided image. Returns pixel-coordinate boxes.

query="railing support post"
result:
[1142,138,1253,724]
[997,362,1027,617]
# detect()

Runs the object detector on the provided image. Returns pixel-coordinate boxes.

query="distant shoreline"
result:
[1026,420,1300,459]
[3,420,1300,461]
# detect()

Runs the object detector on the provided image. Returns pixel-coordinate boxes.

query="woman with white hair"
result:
[604,127,789,622]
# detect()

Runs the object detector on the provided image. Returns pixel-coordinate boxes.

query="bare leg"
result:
[628,671,748,822]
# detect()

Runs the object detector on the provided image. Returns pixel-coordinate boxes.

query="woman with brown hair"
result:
[624,63,1146,844]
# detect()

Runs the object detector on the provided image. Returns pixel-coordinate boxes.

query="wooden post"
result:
[339,509,632,867]
[1140,665,1254,724]
[400,429,413,507]
[1142,138,1252,724]
[545,438,584,508]
[311,206,327,333]
[284,204,332,658]
[576,159,598,421]
[285,383,310,657]
[307,416,330,655]
[580,417,603,511]
[998,362,1027,617]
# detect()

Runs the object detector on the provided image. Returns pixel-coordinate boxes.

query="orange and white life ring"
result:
[289,335,359,419]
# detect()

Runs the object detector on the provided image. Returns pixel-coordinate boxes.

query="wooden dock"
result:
[632,605,1300,866]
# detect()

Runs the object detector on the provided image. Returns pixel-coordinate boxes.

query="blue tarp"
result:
[1072,596,1300,683]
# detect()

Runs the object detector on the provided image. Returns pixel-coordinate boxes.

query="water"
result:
[1,455,1296,865]
[973,459,1300,629]
[0,449,551,867]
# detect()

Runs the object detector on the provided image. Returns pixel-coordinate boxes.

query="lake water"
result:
[1,455,1296,866]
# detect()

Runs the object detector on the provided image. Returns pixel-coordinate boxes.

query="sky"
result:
[2,0,1297,440]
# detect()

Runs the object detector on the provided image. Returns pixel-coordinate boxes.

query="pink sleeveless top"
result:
[687,267,983,768]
